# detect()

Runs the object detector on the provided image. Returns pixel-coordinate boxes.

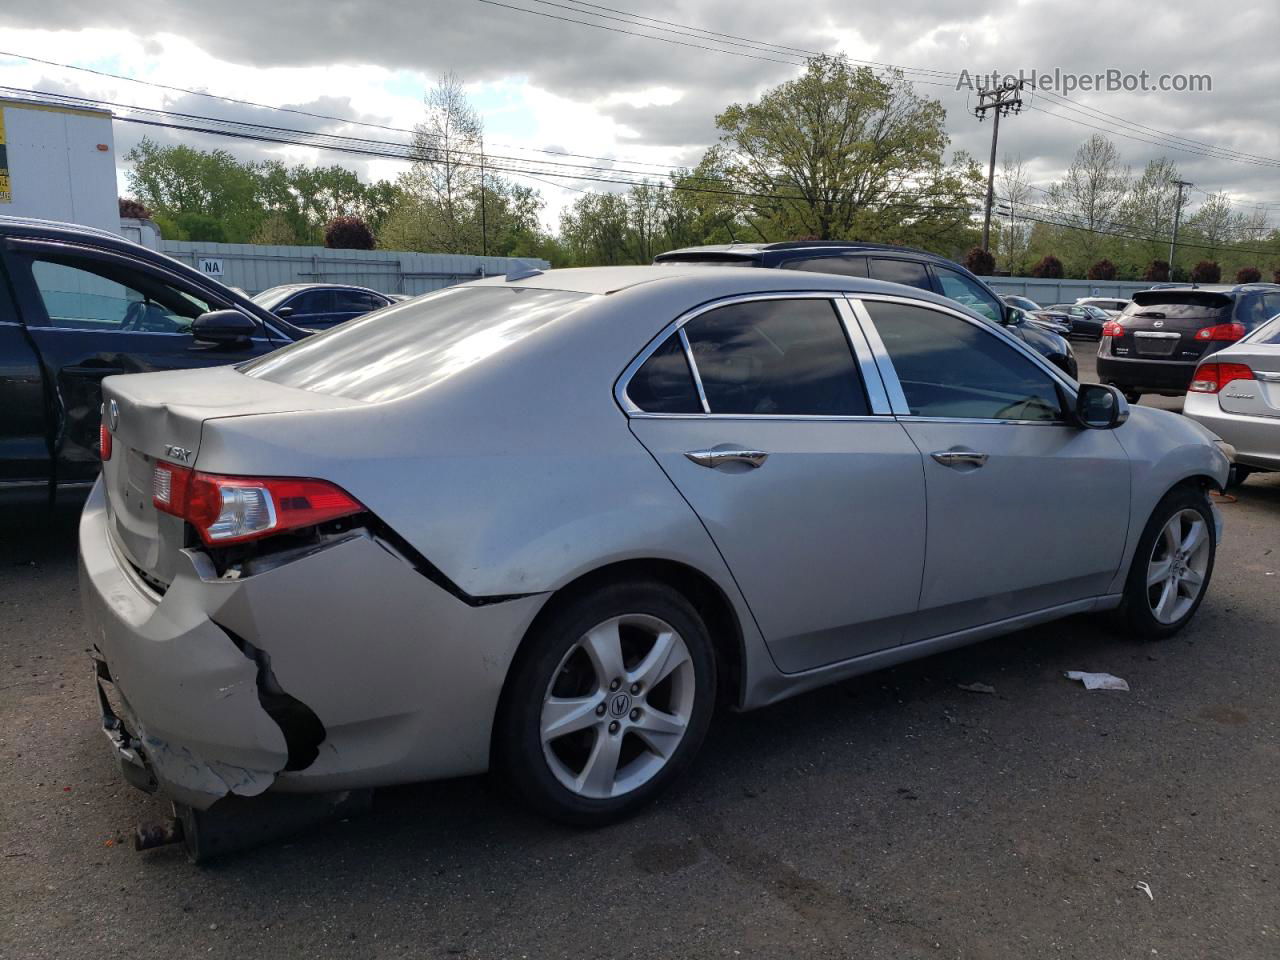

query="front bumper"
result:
[79,479,546,809]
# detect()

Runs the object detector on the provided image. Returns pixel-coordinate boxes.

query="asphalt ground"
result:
[2,341,1277,959]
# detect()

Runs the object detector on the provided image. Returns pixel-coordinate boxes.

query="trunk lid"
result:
[101,366,366,588]
[1214,344,1280,417]
[1110,291,1233,364]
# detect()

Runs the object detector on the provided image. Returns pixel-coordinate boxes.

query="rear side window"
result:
[868,258,931,291]
[867,301,1062,422]
[627,336,701,413]
[778,256,867,278]
[680,299,867,416]
[288,290,332,315]
[242,286,590,402]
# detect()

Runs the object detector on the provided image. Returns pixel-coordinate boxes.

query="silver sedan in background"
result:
[1185,312,1280,486]
[81,266,1229,849]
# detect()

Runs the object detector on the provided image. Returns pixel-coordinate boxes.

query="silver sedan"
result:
[81,265,1229,839]
[1184,312,1280,486]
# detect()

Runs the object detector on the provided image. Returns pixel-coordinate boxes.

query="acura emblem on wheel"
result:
[609,693,632,717]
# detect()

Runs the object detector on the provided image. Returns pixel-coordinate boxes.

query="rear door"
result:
[623,293,926,673]
[4,242,279,488]
[0,261,49,491]
[280,289,335,329]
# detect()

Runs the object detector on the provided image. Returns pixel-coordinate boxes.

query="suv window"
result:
[868,258,931,291]
[933,267,1003,323]
[288,290,333,315]
[333,289,386,313]
[866,301,1062,422]
[681,299,867,416]
[29,256,211,333]
[778,256,867,278]
[1234,292,1280,331]
[628,335,702,414]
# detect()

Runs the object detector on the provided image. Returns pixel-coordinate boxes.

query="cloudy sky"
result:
[4,0,1279,230]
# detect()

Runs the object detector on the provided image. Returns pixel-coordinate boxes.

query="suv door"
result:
[0,270,49,492]
[857,296,1131,638]
[622,294,926,672]
[5,243,277,488]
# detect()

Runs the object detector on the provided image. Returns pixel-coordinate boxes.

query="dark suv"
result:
[654,241,1077,378]
[1097,284,1280,401]
[0,216,307,505]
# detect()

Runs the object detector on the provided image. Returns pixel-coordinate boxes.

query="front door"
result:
[624,295,926,673]
[6,244,276,487]
[858,298,1132,639]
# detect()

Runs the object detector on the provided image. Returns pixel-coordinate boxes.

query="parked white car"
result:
[1076,297,1132,317]
[1184,312,1280,486]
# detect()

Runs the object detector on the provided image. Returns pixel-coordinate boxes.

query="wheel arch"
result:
[490,557,746,764]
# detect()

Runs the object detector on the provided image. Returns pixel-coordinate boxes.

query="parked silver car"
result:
[80,266,1229,834]
[1184,312,1280,485]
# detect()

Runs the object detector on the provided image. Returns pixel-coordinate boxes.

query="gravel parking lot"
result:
[3,344,1277,959]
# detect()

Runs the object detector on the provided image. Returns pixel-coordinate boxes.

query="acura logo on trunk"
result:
[1153,320,1164,327]
[106,399,119,432]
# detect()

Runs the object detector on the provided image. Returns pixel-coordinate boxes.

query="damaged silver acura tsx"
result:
[81,265,1230,852]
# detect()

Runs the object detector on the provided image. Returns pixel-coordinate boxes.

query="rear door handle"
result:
[931,449,989,468]
[685,449,769,469]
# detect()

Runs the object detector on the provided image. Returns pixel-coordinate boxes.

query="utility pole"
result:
[479,136,489,258]
[973,80,1025,253]
[1168,179,1193,276]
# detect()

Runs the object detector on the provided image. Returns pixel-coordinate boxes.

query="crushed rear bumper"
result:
[78,478,547,809]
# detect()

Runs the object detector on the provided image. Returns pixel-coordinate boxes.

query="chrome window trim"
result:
[35,325,273,344]
[848,292,1079,424]
[678,327,711,414]
[833,297,892,415]
[615,290,882,420]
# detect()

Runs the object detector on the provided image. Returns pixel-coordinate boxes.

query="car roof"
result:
[655,240,962,265]
[469,263,989,317]
[1141,283,1280,295]
[259,282,385,295]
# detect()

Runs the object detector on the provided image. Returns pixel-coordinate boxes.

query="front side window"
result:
[934,267,1003,324]
[679,299,868,416]
[287,290,333,316]
[28,256,211,333]
[866,301,1062,422]
[868,258,931,291]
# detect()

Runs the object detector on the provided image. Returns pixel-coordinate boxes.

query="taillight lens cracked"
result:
[152,464,363,544]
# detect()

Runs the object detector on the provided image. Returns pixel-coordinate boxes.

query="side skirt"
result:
[743,595,1123,710]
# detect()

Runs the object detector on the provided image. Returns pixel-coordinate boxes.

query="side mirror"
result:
[274,305,295,319]
[1001,305,1019,325]
[1075,383,1130,430]
[192,309,257,346]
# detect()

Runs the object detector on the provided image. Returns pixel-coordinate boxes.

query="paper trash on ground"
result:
[1065,671,1130,691]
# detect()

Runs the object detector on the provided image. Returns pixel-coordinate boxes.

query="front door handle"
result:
[931,449,989,468]
[685,449,769,469]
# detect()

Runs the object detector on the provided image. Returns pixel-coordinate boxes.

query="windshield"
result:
[240,285,591,403]
[251,286,304,310]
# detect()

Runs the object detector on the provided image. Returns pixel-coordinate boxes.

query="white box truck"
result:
[0,96,119,233]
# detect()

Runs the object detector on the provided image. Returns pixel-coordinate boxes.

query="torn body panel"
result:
[79,478,549,807]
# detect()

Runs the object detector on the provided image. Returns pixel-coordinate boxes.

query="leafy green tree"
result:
[708,57,980,244]
[1047,134,1129,271]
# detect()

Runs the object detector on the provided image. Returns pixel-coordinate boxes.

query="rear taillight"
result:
[152,464,363,545]
[1188,362,1254,394]
[1101,320,1125,337]
[99,423,112,461]
[1195,322,1246,342]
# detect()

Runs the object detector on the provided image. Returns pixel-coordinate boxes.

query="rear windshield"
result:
[1124,291,1233,320]
[239,286,590,402]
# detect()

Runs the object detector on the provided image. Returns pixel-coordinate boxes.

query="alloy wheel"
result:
[540,613,696,800]
[1146,508,1211,624]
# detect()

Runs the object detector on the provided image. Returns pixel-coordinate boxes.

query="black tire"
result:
[1225,465,1252,489]
[1119,485,1216,640]
[1122,390,1142,405]
[494,580,716,826]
